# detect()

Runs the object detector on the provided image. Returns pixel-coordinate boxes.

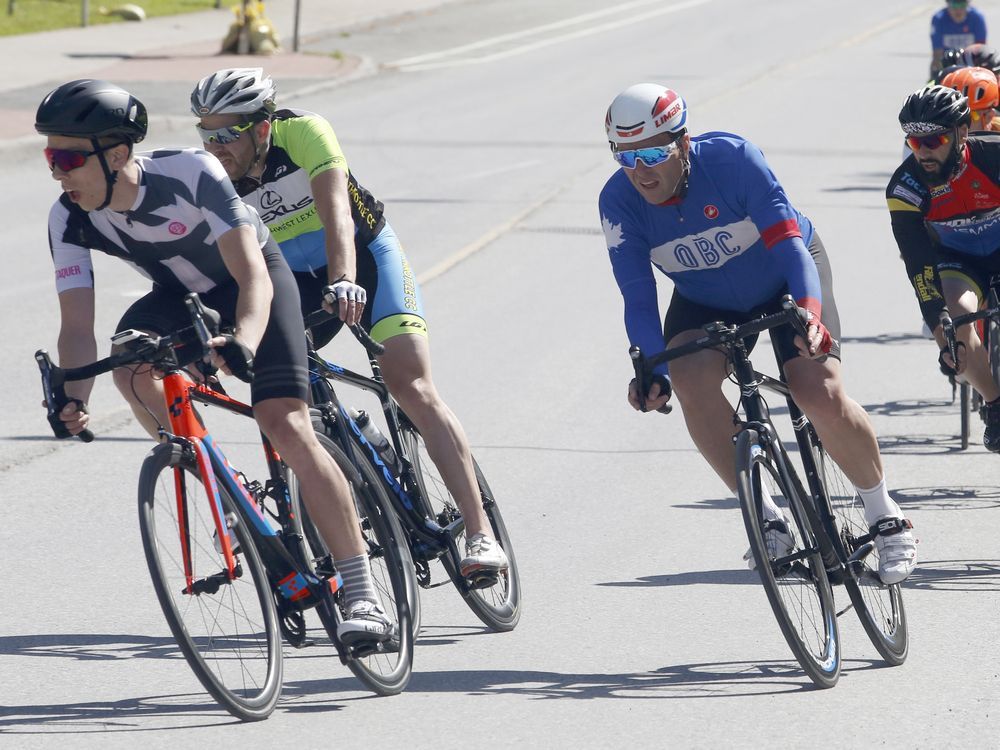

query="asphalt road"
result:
[2,0,1000,746]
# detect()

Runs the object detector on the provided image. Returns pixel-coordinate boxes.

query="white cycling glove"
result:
[323,280,367,307]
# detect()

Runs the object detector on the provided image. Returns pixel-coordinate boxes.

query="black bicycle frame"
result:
[306,350,467,568]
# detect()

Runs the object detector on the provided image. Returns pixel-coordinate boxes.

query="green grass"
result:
[0,0,222,37]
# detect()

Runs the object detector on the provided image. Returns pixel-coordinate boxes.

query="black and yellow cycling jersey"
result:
[239,108,386,274]
[238,109,426,344]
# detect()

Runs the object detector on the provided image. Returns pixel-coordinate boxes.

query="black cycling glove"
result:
[216,334,254,383]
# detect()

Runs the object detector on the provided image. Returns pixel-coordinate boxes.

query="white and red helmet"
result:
[605,83,688,145]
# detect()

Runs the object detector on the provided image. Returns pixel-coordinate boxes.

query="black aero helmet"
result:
[933,63,965,85]
[964,43,1000,73]
[35,79,147,143]
[898,85,971,134]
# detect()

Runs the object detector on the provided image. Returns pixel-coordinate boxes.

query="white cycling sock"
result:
[338,553,378,610]
[856,477,902,527]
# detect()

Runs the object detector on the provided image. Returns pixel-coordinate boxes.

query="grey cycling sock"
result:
[338,553,378,610]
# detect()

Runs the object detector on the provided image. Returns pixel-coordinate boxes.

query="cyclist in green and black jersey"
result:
[190,68,508,577]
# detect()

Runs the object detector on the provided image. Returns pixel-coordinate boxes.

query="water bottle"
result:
[350,408,398,469]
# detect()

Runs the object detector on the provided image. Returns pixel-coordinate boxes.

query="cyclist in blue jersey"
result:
[931,0,988,78]
[599,83,916,584]
[36,79,394,643]
[189,68,507,576]
[888,85,1000,451]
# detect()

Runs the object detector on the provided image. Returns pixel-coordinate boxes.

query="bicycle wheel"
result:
[736,429,840,688]
[815,442,908,665]
[137,442,282,721]
[960,381,971,450]
[988,290,1000,392]
[290,427,414,695]
[398,421,521,632]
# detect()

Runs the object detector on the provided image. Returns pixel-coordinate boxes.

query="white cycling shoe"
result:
[871,517,916,585]
[744,516,795,570]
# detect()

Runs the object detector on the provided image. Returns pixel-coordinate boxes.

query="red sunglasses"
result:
[906,132,952,151]
[44,143,120,172]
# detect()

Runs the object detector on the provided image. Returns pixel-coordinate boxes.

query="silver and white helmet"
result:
[191,67,277,117]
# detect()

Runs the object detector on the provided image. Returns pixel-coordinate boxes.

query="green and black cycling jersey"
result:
[238,108,386,273]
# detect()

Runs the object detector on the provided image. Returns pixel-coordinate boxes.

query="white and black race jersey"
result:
[47,148,270,294]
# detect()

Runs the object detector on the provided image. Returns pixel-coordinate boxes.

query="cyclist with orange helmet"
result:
[942,66,1000,131]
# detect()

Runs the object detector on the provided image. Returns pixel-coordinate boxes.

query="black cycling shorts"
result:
[937,248,1000,305]
[662,231,843,364]
[115,238,309,404]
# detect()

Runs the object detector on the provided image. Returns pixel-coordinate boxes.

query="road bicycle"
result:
[631,296,907,688]
[941,278,1000,450]
[35,294,414,720]
[297,309,521,632]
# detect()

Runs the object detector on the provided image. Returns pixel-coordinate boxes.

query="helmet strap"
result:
[91,137,119,211]
[939,127,965,183]
[231,121,270,193]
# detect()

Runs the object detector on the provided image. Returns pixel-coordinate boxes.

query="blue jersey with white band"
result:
[930,7,987,51]
[598,132,821,369]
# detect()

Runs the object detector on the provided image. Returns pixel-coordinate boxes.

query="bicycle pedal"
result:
[465,571,500,590]
[347,634,400,659]
[287,636,316,649]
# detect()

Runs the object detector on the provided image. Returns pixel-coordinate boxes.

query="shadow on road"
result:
[891,485,1000,511]
[840,332,927,346]
[598,569,755,587]
[903,559,1000,592]
[876,433,967,455]
[397,658,884,699]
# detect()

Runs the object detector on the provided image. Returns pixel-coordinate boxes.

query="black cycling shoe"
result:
[983,399,1000,452]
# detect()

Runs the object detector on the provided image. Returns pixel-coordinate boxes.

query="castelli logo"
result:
[704,205,719,219]
[168,222,187,235]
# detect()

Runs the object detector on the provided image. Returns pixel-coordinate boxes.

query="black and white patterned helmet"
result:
[898,85,971,134]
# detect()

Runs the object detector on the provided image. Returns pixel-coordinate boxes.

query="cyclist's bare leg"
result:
[783,355,883,489]
[114,368,367,559]
[942,277,1000,402]
[668,329,740,491]
[376,333,489,537]
[254,397,366,559]
[112,360,169,437]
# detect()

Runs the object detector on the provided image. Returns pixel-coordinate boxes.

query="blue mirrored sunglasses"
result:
[612,142,679,169]
[195,120,255,145]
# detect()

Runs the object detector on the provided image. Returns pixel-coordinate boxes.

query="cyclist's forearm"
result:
[218,225,274,351]
[57,331,97,403]
[233,275,272,353]
[313,171,358,283]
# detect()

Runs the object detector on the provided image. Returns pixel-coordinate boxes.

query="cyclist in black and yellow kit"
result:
[887,84,1000,451]
[190,68,507,576]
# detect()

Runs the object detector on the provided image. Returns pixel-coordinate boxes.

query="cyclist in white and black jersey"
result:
[190,68,509,577]
[37,79,394,643]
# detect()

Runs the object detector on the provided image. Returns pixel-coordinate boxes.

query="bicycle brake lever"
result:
[35,350,94,443]
[349,324,385,356]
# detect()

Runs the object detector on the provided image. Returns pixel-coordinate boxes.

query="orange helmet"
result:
[941,66,999,111]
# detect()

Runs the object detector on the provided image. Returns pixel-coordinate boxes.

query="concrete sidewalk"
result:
[0,0,454,150]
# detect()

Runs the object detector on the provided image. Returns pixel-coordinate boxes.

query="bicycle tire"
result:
[989,289,1000,394]
[813,443,908,666]
[736,429,840,688]
[960,381,971,450]
[290,426,415,695]
[398,421,521,632]
[137,442,282,721]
